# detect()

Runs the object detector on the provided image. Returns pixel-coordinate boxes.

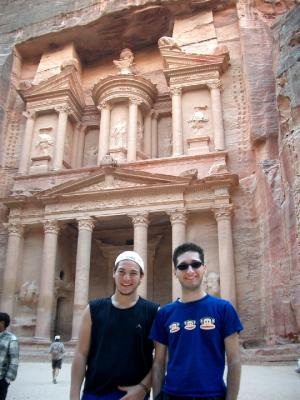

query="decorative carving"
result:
[137,121,144,151]
[207,80,222,90]
[22,110,36,120]
[203,272,220,297]
[18,281,38,307]
[43,220,60,234]
[130,213,149,225]
[98,101,111,111]
[168,209,188,224]
[78,218,95,231]
[180,169,198,179]
[100,154,118,167]
[208,161,228,175]
[212,205,233,220]
[55,105,72,114]
[34,128,53,156]
[188,106,209,134]
[84,144,98,165]
[158,36,181,50]
[151,110,159,120]
[170,87,182,96]
[113,48,136,75]
[8,222,24,236]
[111,119,127,148]
[129,97,142,106]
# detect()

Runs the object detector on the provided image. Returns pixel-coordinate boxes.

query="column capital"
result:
[97,101,112,112]
[7,221,24,237]
[212,204,234,220]
[130,213,149,226]
[167,209,188,224]
[76,122,86,132]
[43,220,60,234]
[207,80,222,90]
[55,105,72,114]
[150,110,159,120]
[129,97,142,106]
[22,109,36,120]
[170,87,182,96]
[77,217,95,232]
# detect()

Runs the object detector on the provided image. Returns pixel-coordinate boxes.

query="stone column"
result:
[151,111,158,158]
[53,105,70,170]
[127,97,141,162]
[170,87,183,156]
[71,217,94,340]
[18,110,36,174]
[144,112,152,157]
[130,213,149,298]
[168,209,187,300]
[213,205,236,305]
[97,102,111,163]
[35,220,60,340]
[208,81,225,151]
[0,222,24,316]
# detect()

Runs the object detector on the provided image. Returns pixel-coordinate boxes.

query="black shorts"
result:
[52,359,62,369]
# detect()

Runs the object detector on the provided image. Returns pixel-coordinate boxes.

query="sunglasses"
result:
[176,260,203,271]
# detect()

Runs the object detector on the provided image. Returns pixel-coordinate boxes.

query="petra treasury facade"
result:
[0,0,299,358]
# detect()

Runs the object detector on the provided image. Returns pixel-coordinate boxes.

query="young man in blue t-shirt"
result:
[150,242,243,400]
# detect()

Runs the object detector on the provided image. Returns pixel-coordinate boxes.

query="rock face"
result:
[0,0,299,350]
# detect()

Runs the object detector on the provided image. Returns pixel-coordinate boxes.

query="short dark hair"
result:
[172,242,204,266]
[0,312,10,328]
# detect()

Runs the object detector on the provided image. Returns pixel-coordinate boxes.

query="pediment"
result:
[36,167,191,200]
[18,64,85,107]
[160,48,229,75]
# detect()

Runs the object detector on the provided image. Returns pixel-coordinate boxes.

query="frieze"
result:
[169,72,219,87]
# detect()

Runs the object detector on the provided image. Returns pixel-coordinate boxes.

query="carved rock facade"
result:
[0,0,299,354]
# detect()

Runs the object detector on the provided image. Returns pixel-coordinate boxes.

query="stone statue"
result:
[113,48,136,75]
[158,36,181,50]
[137,121,144,151]
[18,281,38,307]
[85,145,98,165]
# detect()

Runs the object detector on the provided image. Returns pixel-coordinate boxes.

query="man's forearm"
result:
[226,358,241,400]
[152,361,165,398]
[70,353,87,400]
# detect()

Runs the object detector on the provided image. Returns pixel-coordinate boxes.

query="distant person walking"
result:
[49,335,65,384]
[0,312,19,400]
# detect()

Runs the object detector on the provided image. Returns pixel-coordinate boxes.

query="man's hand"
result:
[118,384,147,400]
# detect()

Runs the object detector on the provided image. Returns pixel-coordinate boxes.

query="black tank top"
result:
[84,296,159,395]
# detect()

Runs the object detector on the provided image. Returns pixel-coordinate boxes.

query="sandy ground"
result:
[7,362,300,400]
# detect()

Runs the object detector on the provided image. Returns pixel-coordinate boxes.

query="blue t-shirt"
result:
[150,294,243,398]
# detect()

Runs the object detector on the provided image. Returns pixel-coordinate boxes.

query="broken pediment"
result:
[158,38,230,83]
[18,62,85,111]
[36,167,191,200]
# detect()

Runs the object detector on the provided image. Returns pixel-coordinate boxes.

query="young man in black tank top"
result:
[70,251,159,400]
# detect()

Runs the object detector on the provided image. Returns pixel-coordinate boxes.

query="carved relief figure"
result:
[84,145,98,165]
[111,119,127,148]
[203,272,220,297]
[188,106,209,134]
[64,130,72,164]
[34,129,53,156]
[137,121,144,151]
[18,281,39,307]
[113,48,136,75]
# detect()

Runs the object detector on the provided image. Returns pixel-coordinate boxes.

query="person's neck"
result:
[111,291,139,309]
[179,288,207,303]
